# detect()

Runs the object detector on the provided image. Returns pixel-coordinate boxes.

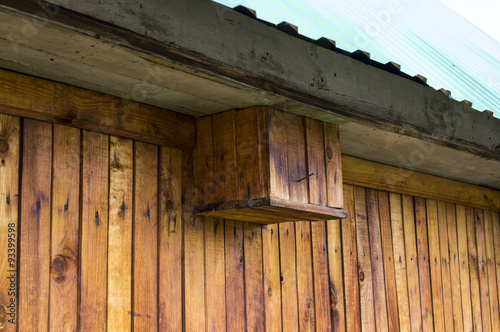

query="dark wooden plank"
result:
[285,111,308,204]
[225,220,246,331]
[493,212,500,324]
[304,117,327,206]
[342,185,361,332]
[475,209,491,332]
[467,207,484,332]
[244,222,265,331]
[192,115,213,206]
[158,146,183,331]
[327,218,345,332]
[79,130,109,331]
[279,222,299,332]
[262,224,282,331]
[483,210,500,332]
[0,115,19,331]
[49,125,80,331]
[437,201,454,332]
[456,205,473,332]
[18,120,52,331]
[268,109,289,200]
[0,68,195,149]
[323,122,343,208]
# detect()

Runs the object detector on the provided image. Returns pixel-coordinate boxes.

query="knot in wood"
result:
[166,200,174,210]
[0,139,8,153]
[358,271,365,282]
[325,146,333,160]
[51,256,67,282]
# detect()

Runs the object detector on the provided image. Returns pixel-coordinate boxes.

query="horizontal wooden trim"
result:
[342,155,500,211]
[0,69,195,150]
[194,197,347,224]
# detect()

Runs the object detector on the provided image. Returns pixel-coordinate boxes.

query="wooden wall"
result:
[1,113,500,331]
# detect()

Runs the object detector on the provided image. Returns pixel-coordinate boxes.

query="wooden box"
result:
[193,106,346,223]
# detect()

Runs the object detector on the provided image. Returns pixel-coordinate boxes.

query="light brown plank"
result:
[426,199,445,331]
[389,193,411,332]
[278,222,299,332]
[79,130,109,331]
[377,191,399,332]
[493,212,500,322]
[18,120,52,332]
[402,195,423,332]
[0,68,195,149]
[268,109,289,200]
[107,136,133,332]
[49,125,80,332]
[445,203,464,332]
[353,186,376,332]
[437,201,454,332]
[466,206,483,332]
[262,224,282,332]
[326,218,345,332]
[285,111,308,204]
[304,117,327,206]
[225,220,246,331]
[244,222,265,331]
[323,122,343,208]
[159,147,183,331]
[342,185,361,332]
[475,209,491,332]
[483,210,500,332]
[0,115,19,331]
[204,217,226,332]
[456,205,473,332]
[296,220,316,331]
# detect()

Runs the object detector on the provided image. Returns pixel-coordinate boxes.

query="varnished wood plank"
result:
[192,115,213,206]
[0,115,19,331]
[323,122,343,208]
[107,136,133,332]
[79,130,109,331]
[377,191,399,332]
[326,218,345,332]
[49,125,80,332]
[285,111,308,204]
[475,209,491,332]
[0,68,195,149]
[342,155,500,211]
[353,187,376,332]
[244,222,265,331]
[493,212,500,322]
[467,207,484,332]
[18,120,52,332]
[414,197,434,332]
[389,193,411,332]
[204,217,226,332]
[402,195,423,332]
[426,199,445,331]
[437,201,454,332]
[225,220,246,331]
[262,224,282,332]
[278,222,299,332]
[311,221,332,331]
[483,210,500,332]
[456,205,473,332]
[445,203,464,332]
[342,185,361,332]
[158,147,183,331]
[304,117,327,206]
[295,220,316,331]
[268,109,289,200]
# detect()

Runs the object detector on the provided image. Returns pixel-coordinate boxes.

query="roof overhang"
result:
[0,0,499,188]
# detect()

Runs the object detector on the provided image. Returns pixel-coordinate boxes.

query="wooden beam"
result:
[342,155,500,211]
[0,69,195,150]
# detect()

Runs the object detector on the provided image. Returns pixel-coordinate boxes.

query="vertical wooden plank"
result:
[193,116,213,205]
[225,220,246,331]
[244,222,265,331]
[49,125,80,331]
[377,191,399,332]
[445,203,464,332]
[304,117,327,206]
[456,205,473,332]
[389,193,411,332]
[467,207,484,332]
[235,107,269,200]
[262,224,282,332]
[204,217,226,332]
[80,130,109,332]
[426,199,445,331]
[353,186,376,332]
[159,147,183,331]
[342,185,361,332]
[295,220,316,331]
[402,195,423,332]
[493,212,500,321]
[323,122,343,208]
[279,222,299,332]
[0,115,19,331]
[285,112,308,204]
[18,120,52,332]
[311,221,333,331]
[483,210,500,332]
[107,136,133,332]
[268,109,289,200]
[475,209,491,332]
[437,201,454,332]
[326,218,345,332]
[183,151,206,331]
